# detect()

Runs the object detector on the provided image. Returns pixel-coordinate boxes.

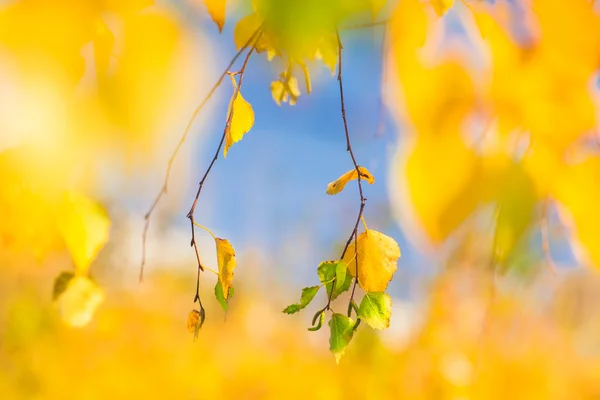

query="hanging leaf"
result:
[203,0,226,32]
[326,167,375,195]
[343,229,400,292]
[318,260,352,301]
[283,286,320,314]
[270,74,301,106]
[54,276,104,328]
[233,13,261,50]
[187,309,204,334]
[56,191,111,275]
[315,34,338,75]
[329,313,356,364]
[215,238,236,299]
[224,75,254,157]
[358,292,392,330]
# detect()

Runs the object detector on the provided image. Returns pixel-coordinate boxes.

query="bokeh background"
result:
[3,0,600,398]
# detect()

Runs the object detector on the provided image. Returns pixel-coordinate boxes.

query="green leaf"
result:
[283,286,320,314]
[215,280,234,312]
[318,261,351,301]
[358,292,392,330]
[53,271,75,300]
[329,313,356,364]
[335,261,347,289]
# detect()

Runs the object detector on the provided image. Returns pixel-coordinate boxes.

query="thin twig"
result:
[324,31,368,312]
[189,31,262,306]
[139,26,264,284]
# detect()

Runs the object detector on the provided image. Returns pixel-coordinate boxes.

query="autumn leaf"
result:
[203,0,226,32]
[329,313,356,364]
[234,13,262,50]
[315,34,338,75]
[56,191,111,275]
[233,12,277,56]
[283,286,320,314]
[318,260,351,301]
[224,75,254,157]
[54,275,104,328]
[326,167,375,195]
[343,229,400,293]
[271,75,301,106]
[403,134,483,242]
[187,309,201,333]
[215,238,236,299]
[358,292,392,330]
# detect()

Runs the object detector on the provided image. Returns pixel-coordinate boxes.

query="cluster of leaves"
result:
[180,0,401,358]
[205,0,385,106]
[284,170,400,363]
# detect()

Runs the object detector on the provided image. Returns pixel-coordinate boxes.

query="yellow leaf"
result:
[431,0,454,16]
[326,167,375,195]
[315,34,338,75]
[343,229,400,292]
[203,0,226,32]
[216,238,236,300]
[55,276,104,327]
[270,75,301,106]
[234,13,261,50]
[56,191,111,275]
[404,134,482,242]
[270,80,285,106]
[224,75,254,157]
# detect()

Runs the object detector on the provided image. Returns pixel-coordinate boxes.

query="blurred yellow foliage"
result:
[0,0,202,269]
[388,0,600,268]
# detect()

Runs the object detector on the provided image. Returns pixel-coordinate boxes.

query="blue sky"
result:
[144,15,428,298]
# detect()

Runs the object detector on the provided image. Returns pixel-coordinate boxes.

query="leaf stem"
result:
[140,25,265,284]
[188,27,263,309]
[193,222,217,241]
[324,30,368,313]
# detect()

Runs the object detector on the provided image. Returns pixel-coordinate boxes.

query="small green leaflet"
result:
[215,280,234,312]
[329,313,356,364]
[318,260,351,301]
[283,286,320,314]
[358,292,392,330]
